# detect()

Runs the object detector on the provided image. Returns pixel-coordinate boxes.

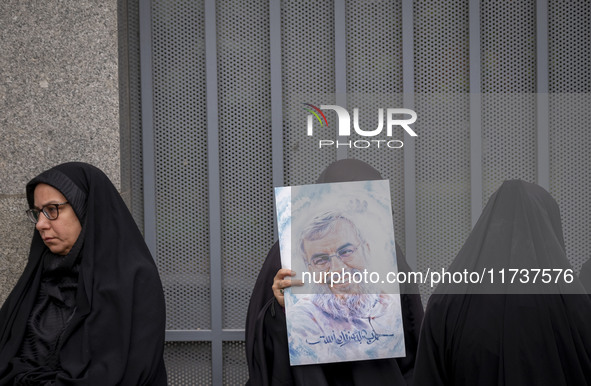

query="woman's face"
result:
[33,183,82,255]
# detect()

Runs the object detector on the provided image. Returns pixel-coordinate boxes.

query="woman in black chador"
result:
[245,159,424,386]
[0,162,167,385]
[414,180,591,386]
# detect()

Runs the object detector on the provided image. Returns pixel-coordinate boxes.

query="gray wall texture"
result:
[0,0,120,305]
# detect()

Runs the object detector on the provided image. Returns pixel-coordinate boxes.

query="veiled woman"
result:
[0,162,167,385]
[245,159,424,385]
[414,180,591,386]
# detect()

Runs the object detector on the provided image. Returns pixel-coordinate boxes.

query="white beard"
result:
[312,293,379,321]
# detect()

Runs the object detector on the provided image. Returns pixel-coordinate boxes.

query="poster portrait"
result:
[275,179,405,366]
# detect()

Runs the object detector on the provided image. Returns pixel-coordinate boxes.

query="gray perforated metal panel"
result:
[549,95,591,274]
[345,0,402,96]
[345,0,406,250]
[127,0,145,233]
[223,341,249,385]
[548,0,591,273]
[151,0,211,330]
[216,0,275,330]
[164,342,212,385]
[481,0,537,202]
[282,0,336,186]
[414,0,471,300]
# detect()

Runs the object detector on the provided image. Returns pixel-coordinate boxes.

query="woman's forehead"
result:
[33,183,66,205]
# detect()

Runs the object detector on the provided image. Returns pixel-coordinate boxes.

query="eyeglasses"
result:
[26,202,70,223]
[308,243,361,271]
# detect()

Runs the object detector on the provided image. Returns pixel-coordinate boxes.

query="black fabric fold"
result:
[17,237,83,374]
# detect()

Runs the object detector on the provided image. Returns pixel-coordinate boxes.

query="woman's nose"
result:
[36,214,50,231]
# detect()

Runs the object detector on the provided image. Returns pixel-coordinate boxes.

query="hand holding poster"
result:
[275,179,405,365]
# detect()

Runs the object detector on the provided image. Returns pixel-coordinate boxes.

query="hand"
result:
[272,268,302,307]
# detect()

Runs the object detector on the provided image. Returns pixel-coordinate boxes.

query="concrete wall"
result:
[0,0,120,305]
